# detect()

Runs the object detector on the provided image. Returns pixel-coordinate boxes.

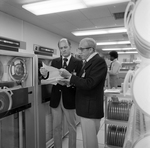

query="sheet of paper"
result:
[42,62,63,79]
[41,62,64,85]
[41,78,58,85]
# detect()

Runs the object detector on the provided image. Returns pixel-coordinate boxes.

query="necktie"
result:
[63,58,68,69]
[109,61,113,70]
[82,60,86,70]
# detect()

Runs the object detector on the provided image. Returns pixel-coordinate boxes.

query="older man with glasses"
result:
[59,38,107,148]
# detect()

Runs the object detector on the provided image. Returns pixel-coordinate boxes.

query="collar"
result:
[86,52,98,62]
[62,54,71,63]
[112,58,117,63]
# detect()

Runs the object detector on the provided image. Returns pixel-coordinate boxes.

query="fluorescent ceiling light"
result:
[118,51,138,54]
[102,47,136,51]
[97,41,130,45]
[22,0,130,15]
[22,0,87,15]
[83,0,130,6]
[72,27,127,36]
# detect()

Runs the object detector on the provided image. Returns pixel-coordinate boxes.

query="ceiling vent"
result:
[113,12,124,19]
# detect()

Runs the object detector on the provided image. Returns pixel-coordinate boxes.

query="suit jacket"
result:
[50,56,82,109]
[70,54,107,119]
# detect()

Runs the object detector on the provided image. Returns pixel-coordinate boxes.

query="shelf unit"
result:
[121,62,138,71]
[104,92,133,148]
[117,62,139,86]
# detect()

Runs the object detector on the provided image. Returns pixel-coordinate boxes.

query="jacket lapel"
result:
[57,57,63,69]
[79,54,98,76]
[85,54,99,69]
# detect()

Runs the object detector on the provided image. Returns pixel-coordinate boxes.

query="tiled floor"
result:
[62,118,105,148]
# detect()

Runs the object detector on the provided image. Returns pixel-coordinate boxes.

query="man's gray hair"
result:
[80,38,96,51]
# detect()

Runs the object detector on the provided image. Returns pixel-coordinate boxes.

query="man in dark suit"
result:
[59,38,107,148]
[41,38,82,148]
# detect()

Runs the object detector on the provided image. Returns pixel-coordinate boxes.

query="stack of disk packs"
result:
[107,100,133,121]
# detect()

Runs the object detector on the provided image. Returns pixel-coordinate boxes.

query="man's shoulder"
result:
[54,56,61,60]
[71,56,82,63]
[113,59,120,64]
[116,60,121,65]
[113,60,122,69]
[52,57,61,62]
[94,54,106,63]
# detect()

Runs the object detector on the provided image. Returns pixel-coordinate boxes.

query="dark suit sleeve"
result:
[70,58,107,90]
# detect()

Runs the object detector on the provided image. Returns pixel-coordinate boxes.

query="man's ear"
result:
[90,47,94,53]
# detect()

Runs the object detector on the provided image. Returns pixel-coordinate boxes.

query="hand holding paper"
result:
[57,78,70,86]
[41,63,68,85]
[59,68,72,79]
[40,67,48,77]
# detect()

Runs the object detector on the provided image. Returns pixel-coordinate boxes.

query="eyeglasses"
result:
[78,47,92,51]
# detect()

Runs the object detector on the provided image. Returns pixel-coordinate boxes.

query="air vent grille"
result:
[113,12,124,19]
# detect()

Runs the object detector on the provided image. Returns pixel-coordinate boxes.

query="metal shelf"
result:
[104,91,133,148]
[105,119,128,126]
[105,144,122,148]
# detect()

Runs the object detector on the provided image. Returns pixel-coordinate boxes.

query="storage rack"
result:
[104,92,133,148]
[123,105,150,148]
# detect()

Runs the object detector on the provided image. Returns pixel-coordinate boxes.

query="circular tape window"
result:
[132,64,150,116]
[0,87,13,114]
[8,57,28,82]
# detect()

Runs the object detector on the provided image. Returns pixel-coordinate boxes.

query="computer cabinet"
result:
[104,92,133,148]
[0,50,36,148]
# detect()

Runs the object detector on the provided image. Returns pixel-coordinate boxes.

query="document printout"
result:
[41,62,64,85]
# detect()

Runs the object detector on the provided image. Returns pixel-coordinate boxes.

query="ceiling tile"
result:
[39,14,66,24]
[94,33,128,42]
[91,16,116,28]
[108,2,128,13]
[80,6,111,19]
[67,19,94,30]
[54,22,77,32]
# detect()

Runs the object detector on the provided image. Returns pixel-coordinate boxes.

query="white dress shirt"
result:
[109,59,121,75]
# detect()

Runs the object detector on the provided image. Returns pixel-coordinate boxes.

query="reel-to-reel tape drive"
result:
[0,56,28,84]
[0,37,35,148]
[0,50,34,119]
